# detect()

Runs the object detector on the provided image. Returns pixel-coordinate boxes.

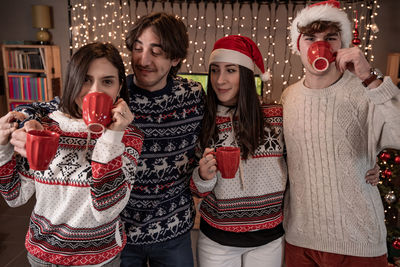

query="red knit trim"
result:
[190,178,211,198]
[251,153,283,159]
[25,231,126,266]
[261,105,283,117]
[202,215,283,233]
[216,116,231,124]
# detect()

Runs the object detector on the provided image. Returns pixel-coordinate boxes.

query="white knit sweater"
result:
[191,104,287,232]
[0,111,143,266]
[281,71,400,257]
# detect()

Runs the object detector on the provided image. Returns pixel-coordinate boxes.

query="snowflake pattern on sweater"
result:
[11,75,205,246]
[191,104,287,233]
[0,111,143,265]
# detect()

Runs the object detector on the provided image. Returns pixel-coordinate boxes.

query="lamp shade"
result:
[32,5,52,29]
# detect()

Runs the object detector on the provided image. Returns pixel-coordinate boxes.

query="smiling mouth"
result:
[135,66,154,73]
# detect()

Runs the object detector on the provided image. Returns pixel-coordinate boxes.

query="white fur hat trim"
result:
[290,3,352,54]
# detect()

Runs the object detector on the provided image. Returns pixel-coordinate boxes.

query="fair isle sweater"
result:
[0,111,143,266]
[281,71,400,257]
[190,105,287,244]
[122,75,205,245]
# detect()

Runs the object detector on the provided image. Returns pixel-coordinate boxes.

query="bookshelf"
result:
[386,53,400,88]
[1,44,62,111]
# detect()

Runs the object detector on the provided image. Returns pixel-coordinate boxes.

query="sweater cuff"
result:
[0,143,14,166]
[192,166,217,193]
[366,77,400,105]
[101,129,124,143]
[92,129,125,164]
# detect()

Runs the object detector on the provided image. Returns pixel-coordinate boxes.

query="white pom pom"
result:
[261,71,271,82]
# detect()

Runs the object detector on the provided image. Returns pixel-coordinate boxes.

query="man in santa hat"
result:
[281,0,400,266]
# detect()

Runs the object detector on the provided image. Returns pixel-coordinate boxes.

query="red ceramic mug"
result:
[307,41,336,72]
[209,147,240,179]
[26,130,60,171]
[82,92,113,133]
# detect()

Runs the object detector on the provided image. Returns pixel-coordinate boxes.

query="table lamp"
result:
[32,5,53,44]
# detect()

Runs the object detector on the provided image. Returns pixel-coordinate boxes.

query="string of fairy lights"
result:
[68,0,380,101]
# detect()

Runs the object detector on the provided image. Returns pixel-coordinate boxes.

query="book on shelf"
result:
[2,45,61,112]
[6,48,44,70]
[38,48,46,70]
[7,73,47,101]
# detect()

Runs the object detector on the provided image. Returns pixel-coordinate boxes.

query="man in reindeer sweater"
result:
[281,0,400,266]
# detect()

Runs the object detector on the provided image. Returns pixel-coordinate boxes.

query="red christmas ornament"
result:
[380,152,391,161]
[393,238,400,250]
[352,11,361,46]
[383,169,392,178]
[352,29,361,46]
[395,156,400,164]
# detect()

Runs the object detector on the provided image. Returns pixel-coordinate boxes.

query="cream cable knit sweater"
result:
[281,71,400,257]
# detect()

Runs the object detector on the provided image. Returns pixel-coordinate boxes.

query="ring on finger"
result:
[208,169,214,174]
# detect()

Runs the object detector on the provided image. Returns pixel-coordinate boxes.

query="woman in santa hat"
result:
[190,34,286,267]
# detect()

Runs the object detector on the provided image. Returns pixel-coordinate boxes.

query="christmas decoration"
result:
[352,10,361,46]
[385,192,397,204]
[384,169,393,178]
[380,151,391,161]
[68,0,380,102]
[378,149,400,263]
[394,238,400,250]
[352,29,361,46]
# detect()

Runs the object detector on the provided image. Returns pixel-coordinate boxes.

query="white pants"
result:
[197,231,284,267]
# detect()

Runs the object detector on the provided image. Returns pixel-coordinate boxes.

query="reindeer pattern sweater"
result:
[121,75,205,245]
[281,71,400,257]
[0,111,143,265]
[190,104,287,246]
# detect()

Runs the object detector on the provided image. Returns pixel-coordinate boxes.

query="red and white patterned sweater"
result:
[0,111,143,266]
[190,104,287,233]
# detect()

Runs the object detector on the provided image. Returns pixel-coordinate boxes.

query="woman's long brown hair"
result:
[199,66,266,160]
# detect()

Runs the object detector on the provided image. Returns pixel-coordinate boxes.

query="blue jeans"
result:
[121,232,194,267]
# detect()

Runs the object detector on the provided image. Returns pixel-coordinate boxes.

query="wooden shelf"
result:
[386,53,400,87]
[1,44,62,112]
[6,68,46,73]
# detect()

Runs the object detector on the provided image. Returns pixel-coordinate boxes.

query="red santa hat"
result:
[209,35,270,81]
[290,0,352,54]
